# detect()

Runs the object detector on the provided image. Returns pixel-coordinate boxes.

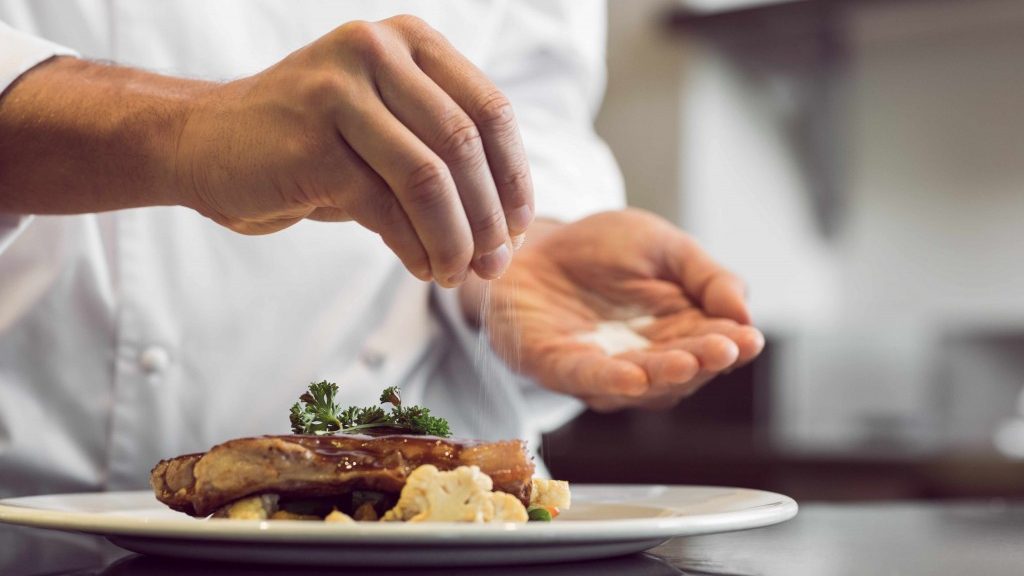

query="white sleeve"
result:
[479,0,625,222]
[0,20,77,253]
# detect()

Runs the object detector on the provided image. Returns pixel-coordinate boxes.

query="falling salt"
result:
[575,315,655,356]
[472,279,522,436]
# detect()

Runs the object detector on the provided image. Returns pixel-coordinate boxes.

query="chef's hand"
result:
[0,16,530,286]
[177,16,531,285]
[460,209,764,412]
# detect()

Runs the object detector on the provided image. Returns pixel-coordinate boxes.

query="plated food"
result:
[150,382,570,523]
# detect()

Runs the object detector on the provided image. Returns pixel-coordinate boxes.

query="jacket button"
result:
[360,348,385,369]
[139,346,170,373]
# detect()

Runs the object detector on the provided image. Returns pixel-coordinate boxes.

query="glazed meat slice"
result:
[150,435,534,517]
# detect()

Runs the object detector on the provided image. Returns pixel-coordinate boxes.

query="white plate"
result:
[0,485,797,567]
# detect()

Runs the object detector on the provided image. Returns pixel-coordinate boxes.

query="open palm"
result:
[483,209,764,412]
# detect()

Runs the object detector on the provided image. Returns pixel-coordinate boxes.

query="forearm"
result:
[0,56,211,214]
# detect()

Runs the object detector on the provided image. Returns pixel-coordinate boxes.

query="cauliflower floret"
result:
[491,490,529,522]
[381,464,527,523]
[382,465,493,522]
[324,508,355,523]
[214,493,279,520]
[270,510,321,521]
[530,478,571,511]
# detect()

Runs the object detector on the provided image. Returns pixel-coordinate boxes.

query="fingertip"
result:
[667,350,700,383]
[436,268,468,288]
[737,328,766,361]
[472,243,511,280]
[638,349,700,389]
[702,334,740,371]
[612,362,649,396]
[506,204,533,237]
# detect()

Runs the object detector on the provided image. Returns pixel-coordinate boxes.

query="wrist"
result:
[165,85,208,212]
[130,70,216,209]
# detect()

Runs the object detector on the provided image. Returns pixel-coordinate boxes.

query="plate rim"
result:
[0,484,799,544]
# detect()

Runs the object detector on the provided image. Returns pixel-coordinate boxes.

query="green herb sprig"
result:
[289,381,451,437]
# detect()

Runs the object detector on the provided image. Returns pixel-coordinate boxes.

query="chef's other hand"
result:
[176,16,532,285]
[462,209,764,412]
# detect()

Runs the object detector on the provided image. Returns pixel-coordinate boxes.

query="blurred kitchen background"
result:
[543,0,1024,500]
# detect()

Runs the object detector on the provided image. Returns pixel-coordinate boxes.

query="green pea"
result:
[528,506,552,522]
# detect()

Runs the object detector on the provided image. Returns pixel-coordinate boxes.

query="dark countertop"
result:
[3,501,1024,575]
[658,501,1024,575]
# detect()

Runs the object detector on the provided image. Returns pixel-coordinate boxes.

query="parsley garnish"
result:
[289,381,451,437]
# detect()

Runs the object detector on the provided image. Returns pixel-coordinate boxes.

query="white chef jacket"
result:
[0,0,625,497]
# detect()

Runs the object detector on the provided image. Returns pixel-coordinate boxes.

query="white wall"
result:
[598,1,840,332]
[596,0,1024,455]
[596,0,686,221]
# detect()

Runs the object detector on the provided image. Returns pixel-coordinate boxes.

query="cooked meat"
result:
[150,434,534,517]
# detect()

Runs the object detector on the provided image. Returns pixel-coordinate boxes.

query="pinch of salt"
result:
[576,316,654,356]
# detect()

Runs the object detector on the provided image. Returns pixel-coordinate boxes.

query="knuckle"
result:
[473,91,516,131]
[470,208,506,244]
[387,14,429,32]
[498,162,532,197]
[437,119,485,165]
[385,14,439,47]
[337,19,373,39]
[403,161,453,209]
[338,20,388,61]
